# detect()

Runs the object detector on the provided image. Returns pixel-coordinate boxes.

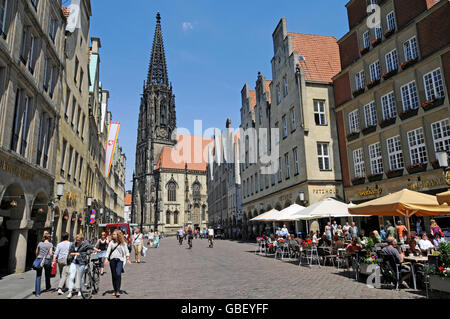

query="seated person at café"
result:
[433,233,446,247]
[318,234,330,247]
[332,235,345,250]
[346,238,362,254]
[275,227,282,237]
[358,230,368,246]
[370,230,382,243]
[288,234,300,252]
[381,237,412,288]
[336,225,344,238]
[310,231,318,244]
[418,233,434,253]
[406,237,422,256]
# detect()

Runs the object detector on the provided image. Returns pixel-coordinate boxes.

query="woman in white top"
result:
[147,229,155,247]
[132,228,143,263]
[104,230,131,297]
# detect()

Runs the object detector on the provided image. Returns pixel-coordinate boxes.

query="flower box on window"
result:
[368,173,383,182]
[367,79,380,89]
[400,57,418,70]
[352,87,365,97]
[362,125,377,135]
[371,38,382,48]
[347,131,360,142]
[352,177,366,185]
[379,117,396,128]
[384,29,395,38]
[360,47,370,56]
[386,169,403,178]
[9,201,17,208]
[421,96,445,111]
[382,68,398,80]
[407,163,427,174]
[399,108,418,120]
[432,159,441,169]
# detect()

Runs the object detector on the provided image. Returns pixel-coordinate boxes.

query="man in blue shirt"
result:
[281,225,289,237]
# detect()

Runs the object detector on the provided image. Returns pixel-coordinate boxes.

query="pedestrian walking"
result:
[325,222,332,241]
[154,230,160,248]
[132,227,143,263]
[94,232,109,275]
[177,228,184,245]
[104,230,131,297]
[350,222,358,239]
[187,227,193,249]
[430,219,444,237]
[53,232,71,295]
[33,232,53,297]
[66,234,94,299]
[147,229,155,247]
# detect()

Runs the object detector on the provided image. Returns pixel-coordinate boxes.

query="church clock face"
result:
[158,128,167,138]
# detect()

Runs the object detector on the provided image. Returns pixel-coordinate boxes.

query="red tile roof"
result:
[157,134,214,171]
[264,80,271,103]
[426,0,440,9]
[249,90,256,111]
[124,193,132,206]
[288,32,341,83]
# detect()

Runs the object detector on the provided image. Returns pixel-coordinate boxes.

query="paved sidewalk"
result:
[0,269,60,299]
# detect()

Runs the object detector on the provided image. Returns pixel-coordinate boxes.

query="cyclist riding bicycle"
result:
[187,227,193,249]
[177,229,184,245]
[208,226,214,248]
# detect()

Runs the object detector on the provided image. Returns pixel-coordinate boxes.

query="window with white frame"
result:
[369,142,383,174]
[283,76,288,96]
[317,143,330,171]
[290,107,296,131]
[387,136,404,171]
[282,115,287,138]
[348,109,360,133]
[363,31,370,49]
[381,92,396,120]
[387,11,396,31]
[285,153,290,179]
[364,101,377,127]
[355,70,365,90]
[369,60,381,81]
[403,37,418,61]
[385,49,399,72]
[423,68,444,101]
[293,147,299,175]
[407,127,428,165]
[375,24,382,40]
[401,81,419,111]
[353,148,366,178]
[431,118,450,152]
[314,100,327,125]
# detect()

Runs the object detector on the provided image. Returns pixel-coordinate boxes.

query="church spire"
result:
[147,12,169,86]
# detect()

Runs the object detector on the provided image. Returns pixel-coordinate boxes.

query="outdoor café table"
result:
[403,256,428,290]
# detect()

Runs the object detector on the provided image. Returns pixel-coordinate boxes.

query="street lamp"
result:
[49,182,65,244]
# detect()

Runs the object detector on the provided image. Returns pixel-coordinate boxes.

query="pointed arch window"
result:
[168,181,176,202]
[166,211,171,225]
[174,211,179,225]
[193,182,201,200]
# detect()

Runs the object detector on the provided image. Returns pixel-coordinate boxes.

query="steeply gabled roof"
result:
[157,134,214,171]
[264,80,271,103]
[249,90,256,111]
[288,32,341,83]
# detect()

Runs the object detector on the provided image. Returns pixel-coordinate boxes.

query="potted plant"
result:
[407,163,427,174]
[360,47,370,56]
[347,131,360,142]
[362,125,377,135]
[360,254,381,275]
[421,95,445,111]
[371,38,381,48]
[427,242,450,293]
[379,117,396,128]
[352,177,366,185]
[384,29,395,38]
[382,68,398,80]
[400,57,418,70]
[386,169,403,178]
[367,79,380,89]
[38,208,45,213]
[368,173,383,182]
[9,200,17,208]
[352,87,365,97]
[399,108,418,120]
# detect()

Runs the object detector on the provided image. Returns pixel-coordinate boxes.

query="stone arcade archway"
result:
[27,192,50,271]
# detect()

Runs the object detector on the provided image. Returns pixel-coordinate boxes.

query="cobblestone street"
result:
[28,238,444,299]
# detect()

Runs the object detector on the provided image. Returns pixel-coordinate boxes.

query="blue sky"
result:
[89,0,349,190]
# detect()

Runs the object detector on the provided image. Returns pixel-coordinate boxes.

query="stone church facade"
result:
[131,13,211,235]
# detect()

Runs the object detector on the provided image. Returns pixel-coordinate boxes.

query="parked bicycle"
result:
[80,250,101,299]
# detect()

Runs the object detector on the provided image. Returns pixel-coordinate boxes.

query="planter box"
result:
[360,47,370,56]
[368,174,383,182]
[362,125,377,135]
[429,275,450,293]
[386,169,403,179]
[407,164,427,174]
[399,108,418,120]
[360,264,380,275]
[367,79,381,89]
[352,177,366,185]
[422,97,445,111]
[371,38,381,48]
[384,29,395,38]
[432,160,441,169]
[401,57,418,70]
[382,69,398,80]
[380,117,396,128]
[353,88,365,97]
[347,132,360,142]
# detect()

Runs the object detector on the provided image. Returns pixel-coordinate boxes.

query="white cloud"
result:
[182,22,194,32]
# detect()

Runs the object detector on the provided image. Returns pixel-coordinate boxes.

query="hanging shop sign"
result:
[89,209,96,224]
[359,188,383,197]
[104,122,121,178]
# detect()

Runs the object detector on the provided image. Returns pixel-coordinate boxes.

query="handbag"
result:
[50,260,58,277]
[141,245,148,257]
[32,246,51,270]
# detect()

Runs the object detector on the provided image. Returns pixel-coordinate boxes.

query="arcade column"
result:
[6,219,33,274]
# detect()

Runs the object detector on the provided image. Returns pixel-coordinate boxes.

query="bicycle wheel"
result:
[81,268,93,299]
[92,267,100,294]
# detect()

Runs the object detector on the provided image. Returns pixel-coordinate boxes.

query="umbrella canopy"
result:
[305,198,369,218]
[349,189,450,217]
[270,204,306,221]
[250,209,280,222]
[437,190,450,205]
